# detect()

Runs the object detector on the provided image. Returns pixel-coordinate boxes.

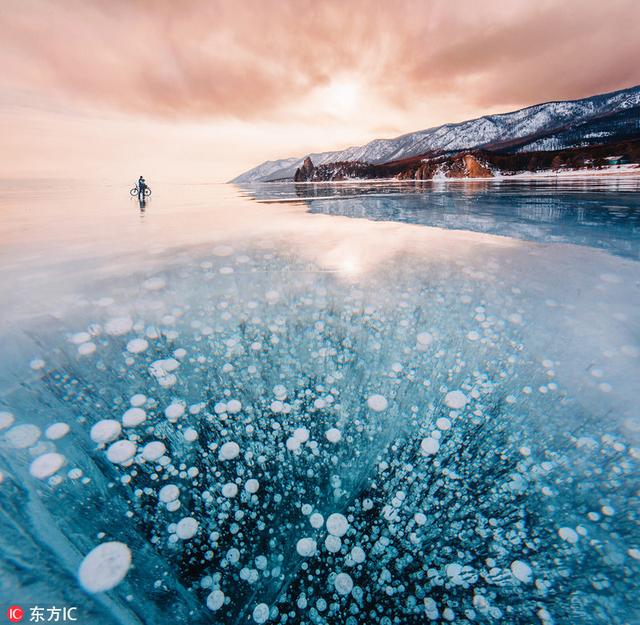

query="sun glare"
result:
[318,78,361,116]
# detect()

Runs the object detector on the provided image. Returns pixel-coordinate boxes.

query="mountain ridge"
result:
[231,84,640,183]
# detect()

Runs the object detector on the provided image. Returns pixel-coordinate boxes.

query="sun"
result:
[318,78,361,116]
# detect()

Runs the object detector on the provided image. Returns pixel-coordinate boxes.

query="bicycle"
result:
[130,186,152,197]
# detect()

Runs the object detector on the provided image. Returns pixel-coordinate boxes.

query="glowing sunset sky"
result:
[1,0,639,182]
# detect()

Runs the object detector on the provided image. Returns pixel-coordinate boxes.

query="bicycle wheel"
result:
[144,188,152,196]
[130,187,138,196]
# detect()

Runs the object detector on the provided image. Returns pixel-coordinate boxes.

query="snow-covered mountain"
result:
[231,85,640,183]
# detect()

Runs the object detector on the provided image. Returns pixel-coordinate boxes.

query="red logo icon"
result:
[7,606,24,623]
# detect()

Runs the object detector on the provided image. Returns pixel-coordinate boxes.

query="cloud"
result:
[1,0,639,123]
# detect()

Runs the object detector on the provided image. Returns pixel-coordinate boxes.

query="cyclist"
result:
[137,176,147,198]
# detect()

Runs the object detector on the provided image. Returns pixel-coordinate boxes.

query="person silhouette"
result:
[137,176,147,199]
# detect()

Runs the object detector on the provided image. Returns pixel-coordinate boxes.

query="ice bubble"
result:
[286,437,301,451]
[130,394,146,407]
[183,428,198,443]
[105,317,133,336]
[327,513,349,537]
[510,560,533,583]
[0,411,15,430]
[219,441,240,460]
[122,408,146,427]
[310,513,324,528]
[126,338,149,354]
[367,394,388,412]
[206,589,225,611]
[424,597,439,619]
[417,332,433,346]
[222,483,238,498]
[325,535,342,553]
[142,441,166,461]
[467,331,480,341]
[444,390,467,409]
[420,437,440,455]
[351,546,366,563]
[325,428,342,443]
[29,452,65,479]
[5,424,41,448]
[226,399,242,414]
[164,402,185,422]
[176,517,199,540]
[293,427,310,442]
[45,422,70,440]
[273,385,287,400]
[252,603,270,624]
[628,548,640,561]
[296,537,317,557]
[106,440,137,465]
[159,484,180,503]
[414,512,427,525]
[78,541,131,593]
[333,572,353,595]
[90,420,121,444]
[173,348,187,359]
[78,342,97,356]
[558,527,579,544]
[436,417,451,431]
[30,358,45,370]
[70,331,91,345]
[507,313,523,325]
[245,479,260,493]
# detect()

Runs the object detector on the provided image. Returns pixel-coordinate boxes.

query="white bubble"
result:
[5,424,41,448]
[176,516,199,539]
[325,535,342,553]
[558,527,578,544]
[106,440,137,465]
[296,537,317,557]
[420,437,439,455]
[351,546,366,563]
[310,513,324,528]
[226,399,242,414]
[183,428,198,443]
[142,441,166,461]
[510,560,532,583]
[122,408,146,427]
[78,542,131,593]
[0,411,15,430]
[90,420,121,444]
[245,479,260,493]
[417,332,433,346]
[367,394,388,412]
[325,428,342,443]
[29,452,65,479]
[78,342,97,356]
[142,276,166,291]
[326,513,349,537]
[206,589,225,611]
[252,603,270,624]
[126,338,149,354]
[219,441,240,460]
[222,483,238,498]
[70,332,91,345]
[444,390,467,409]
[130,394,146,407]
[164,402,185,422]
[159,484,180,503]
[45,422,70,440]
[436,417,451,431]
[334,572,353,595]
[105,317,133,336]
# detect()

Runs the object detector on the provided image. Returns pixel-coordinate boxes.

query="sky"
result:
[1,0,639,183]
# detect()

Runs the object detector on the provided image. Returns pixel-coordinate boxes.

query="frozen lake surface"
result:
[0,179,639,624]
